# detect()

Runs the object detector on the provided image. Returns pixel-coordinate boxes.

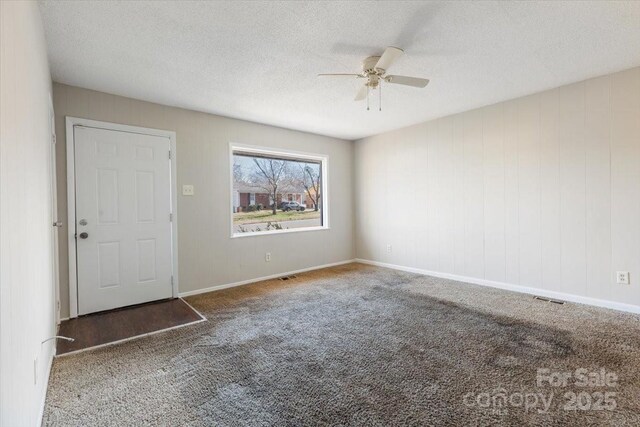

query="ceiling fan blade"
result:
[354,85,368,101]
[375,46,404,71]
[385,75,430,88]
[318,73,363,77]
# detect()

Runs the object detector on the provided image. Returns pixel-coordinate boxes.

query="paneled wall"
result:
[53,83,355,319]
[0,2,57,425]
[355,67,640,309]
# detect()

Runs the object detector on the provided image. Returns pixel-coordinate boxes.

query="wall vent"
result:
[279,275,298,281]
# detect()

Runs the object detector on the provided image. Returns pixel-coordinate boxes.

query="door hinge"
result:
[168,150,172,159]
[169,213,173,222]
[171,276,174,286]
[52,135,56,145]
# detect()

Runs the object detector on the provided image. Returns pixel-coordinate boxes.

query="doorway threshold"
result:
[56,298,205,356]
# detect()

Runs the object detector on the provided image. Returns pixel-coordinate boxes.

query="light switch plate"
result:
[182,185,194,196]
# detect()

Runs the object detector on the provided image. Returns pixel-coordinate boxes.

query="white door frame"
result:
[65,117,179,318]
[49,95,60,324]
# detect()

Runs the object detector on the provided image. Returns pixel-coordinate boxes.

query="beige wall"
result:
[53,83,355,318]
[1,2,56,425]
[355,67,640,309]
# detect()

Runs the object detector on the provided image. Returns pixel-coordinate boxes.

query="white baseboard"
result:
[355,258,640,315]
[178,259,356,298]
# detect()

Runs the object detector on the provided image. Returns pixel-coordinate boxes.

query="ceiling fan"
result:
[318,46,429,111]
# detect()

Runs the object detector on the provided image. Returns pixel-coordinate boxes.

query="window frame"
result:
[229,143,329,238]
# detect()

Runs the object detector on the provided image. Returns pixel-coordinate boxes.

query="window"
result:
[230,145,328,237]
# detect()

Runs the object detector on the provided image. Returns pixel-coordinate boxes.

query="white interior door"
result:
[74,126,173,315]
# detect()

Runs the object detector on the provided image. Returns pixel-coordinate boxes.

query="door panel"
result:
[97,241,120,287]
[135,171,155,222]
[96,168,119,224]
[136,238,157,282]
[75,126,172,315]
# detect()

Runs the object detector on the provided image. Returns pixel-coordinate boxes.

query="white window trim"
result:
[229,143,329,238]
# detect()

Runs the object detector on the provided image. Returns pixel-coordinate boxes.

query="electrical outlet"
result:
[386,244,392,253]
[616,271,630,285]
[265,252,271,262]
[182,185,195,196]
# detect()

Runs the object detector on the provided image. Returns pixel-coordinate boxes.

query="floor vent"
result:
[279,275,297,281]
[533,296,566,305]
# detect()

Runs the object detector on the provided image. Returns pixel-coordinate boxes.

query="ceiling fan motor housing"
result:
[362,56,383,88]
[362,56,382,73]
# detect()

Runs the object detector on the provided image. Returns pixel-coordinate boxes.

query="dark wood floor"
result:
[57,298,203,355]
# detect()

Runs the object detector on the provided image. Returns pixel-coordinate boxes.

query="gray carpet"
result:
[44,263,640,426]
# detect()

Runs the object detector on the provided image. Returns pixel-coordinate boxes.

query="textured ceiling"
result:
[39,1,640,140]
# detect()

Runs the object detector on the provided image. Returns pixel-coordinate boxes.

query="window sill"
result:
[230,225,329,239]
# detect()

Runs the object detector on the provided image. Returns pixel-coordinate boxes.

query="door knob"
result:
[79,232,89,239]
